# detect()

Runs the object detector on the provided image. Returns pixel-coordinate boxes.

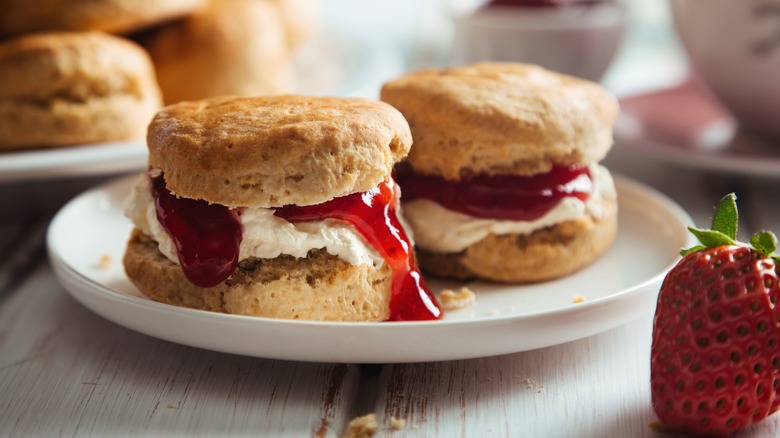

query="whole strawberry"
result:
[651,193,780,437]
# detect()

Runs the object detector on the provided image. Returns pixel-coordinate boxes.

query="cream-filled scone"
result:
[123,95,441,322]
[380,62,619,283]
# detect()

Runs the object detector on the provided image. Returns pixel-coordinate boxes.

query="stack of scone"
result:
[0,0,197,150]
[123,95,442,322]
[381,62,619,283]
[0,0,315,151]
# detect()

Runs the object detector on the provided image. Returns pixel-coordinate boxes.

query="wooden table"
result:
[2,140,780,437]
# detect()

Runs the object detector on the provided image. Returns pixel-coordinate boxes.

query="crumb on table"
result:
[390,416,406,430]
[572,294,586,304]
[439,287,476,310]
[343,413,377,438]
[648,420,672,433]
[97,254,112,270]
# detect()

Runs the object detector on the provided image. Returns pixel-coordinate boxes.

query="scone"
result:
[123,95,442,322]
[136,0,292,105]
[269,0,321,49]
[0,31,162,151]
[0,0,205,38]
[381,62,619,283]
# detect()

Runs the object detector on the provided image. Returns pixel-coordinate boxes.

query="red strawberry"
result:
[651,193,780,437]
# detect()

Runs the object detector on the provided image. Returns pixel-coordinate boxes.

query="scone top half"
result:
[147,95,412,207]
[380,62,619,180]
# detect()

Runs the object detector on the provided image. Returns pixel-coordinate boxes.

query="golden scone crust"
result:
[0,0,205,38]
[147,95,412,207]
[416,197,617,282]
[0,31,161,150]
[124,229,392,321]
[380,62,619,180]
[138,0,292,105]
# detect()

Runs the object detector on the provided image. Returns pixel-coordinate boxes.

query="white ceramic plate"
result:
[0,140,147,183]
[47,174,693,363]
[614,80,780,179]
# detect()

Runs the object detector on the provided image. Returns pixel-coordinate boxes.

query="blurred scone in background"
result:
[0,31,162,150]
[0,0,319,150]
[133,0,305,104]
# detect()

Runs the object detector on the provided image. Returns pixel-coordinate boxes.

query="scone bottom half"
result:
[384,62,620,283]
[124,95,442,322]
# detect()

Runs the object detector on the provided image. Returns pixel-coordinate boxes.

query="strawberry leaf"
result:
[680,244,706,256]
[711,193,738,240]
[688,226,738,248]
[750,231,778,257]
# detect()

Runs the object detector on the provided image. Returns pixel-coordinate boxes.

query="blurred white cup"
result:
[452,2,626,82]
[670,0,780,139]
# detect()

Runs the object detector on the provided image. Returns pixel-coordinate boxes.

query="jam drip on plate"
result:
[274,178,442,321]
[395,164,592,221]
[151,175,243,288]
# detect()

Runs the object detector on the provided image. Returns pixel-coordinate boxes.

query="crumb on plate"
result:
[439,287,476,310]
[97,253,112,270]
[572,294,586,304]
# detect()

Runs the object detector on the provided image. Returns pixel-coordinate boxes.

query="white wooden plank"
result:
[372,313,780,437]
[0,264,361,438]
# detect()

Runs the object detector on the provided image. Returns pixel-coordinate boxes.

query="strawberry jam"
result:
[274,178,442,321]
[395,164,592,221]
[151,175,243,288]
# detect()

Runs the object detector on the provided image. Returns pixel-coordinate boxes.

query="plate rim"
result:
[0,139,147,183]
[46,174,694,362]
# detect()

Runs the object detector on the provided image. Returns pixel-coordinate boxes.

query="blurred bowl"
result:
[452,2,626,82]
[670,0,780,139]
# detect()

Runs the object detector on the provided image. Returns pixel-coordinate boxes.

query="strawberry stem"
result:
[680,193,780,263]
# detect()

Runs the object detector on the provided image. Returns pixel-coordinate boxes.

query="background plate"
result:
[47,174,693,363]
[0,140,146,183]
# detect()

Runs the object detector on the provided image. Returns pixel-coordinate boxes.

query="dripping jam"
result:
[274,178,441,321]
[394,164,593,221]
[151,175,243,288]
[150,174,441,321]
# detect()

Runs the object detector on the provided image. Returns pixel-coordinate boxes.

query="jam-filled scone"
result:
[381,62,619,283]
[123,95,441,322]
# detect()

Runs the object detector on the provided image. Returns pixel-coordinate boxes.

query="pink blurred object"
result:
[614,78,780,179]
[618,77,736,150]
